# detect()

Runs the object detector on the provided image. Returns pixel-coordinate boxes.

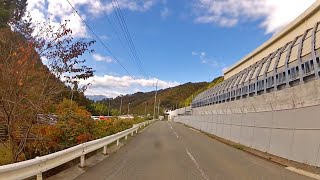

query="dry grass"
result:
[0,143,12,165]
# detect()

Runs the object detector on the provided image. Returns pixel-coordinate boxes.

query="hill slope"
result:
[98,82,208,115]
[180,76,224,107]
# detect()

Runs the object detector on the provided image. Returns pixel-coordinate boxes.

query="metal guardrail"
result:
[0,120,157,180]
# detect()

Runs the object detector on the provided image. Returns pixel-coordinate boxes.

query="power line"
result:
[111,0,148,77]
[96,0,144,76]
[65,0,143,88]
[111,0,146,77]
[112,0,145,74]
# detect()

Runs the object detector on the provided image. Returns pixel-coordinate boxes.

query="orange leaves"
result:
[76,133,92,144]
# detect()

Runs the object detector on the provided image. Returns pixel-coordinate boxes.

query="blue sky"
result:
[27,0,316,97]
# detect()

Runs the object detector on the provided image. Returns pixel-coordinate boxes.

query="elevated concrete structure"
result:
[192,0,320,109]
[175,0,320,168]
[224,0,320,79]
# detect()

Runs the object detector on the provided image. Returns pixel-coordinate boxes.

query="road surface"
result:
[76,121,312,180]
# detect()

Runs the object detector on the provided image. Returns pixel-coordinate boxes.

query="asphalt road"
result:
[76,121,312,180]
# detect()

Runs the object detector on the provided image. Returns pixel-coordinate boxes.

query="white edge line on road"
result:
[189,128,200,133]
[186,149,209,180]
[285,167,320,180]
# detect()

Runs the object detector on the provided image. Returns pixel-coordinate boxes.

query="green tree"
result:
[111,109,120,116]
[90,103,109,116]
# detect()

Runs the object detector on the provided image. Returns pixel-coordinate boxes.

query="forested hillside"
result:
[180,76,224,107]
[98,82,208,115]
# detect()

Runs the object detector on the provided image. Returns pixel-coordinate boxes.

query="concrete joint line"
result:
[285,167,320,180]
[185,149,209,180]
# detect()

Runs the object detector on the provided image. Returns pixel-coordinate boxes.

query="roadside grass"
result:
[233,144,245,150]
[0,143,12,165]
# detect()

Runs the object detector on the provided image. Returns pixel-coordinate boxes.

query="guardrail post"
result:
[80,155,85,167]
[36,173,42,180]
[131,132,134,136]
[135,129,138,133]
[103,145,107,155]
[125,135,128,140]
[116,139,119,146]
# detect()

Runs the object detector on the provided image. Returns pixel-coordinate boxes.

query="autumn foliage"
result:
[21,99,134,159]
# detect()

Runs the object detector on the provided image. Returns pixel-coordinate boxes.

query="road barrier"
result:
[0,120,156,180]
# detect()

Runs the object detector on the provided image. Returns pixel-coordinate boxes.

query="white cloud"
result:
[160,7,170,19]
[192,51,206,59]
[192,51,225,70]
[193,0,316,33]
[26,0,158,38]
[92,53,113,63]
[79,75,180,97]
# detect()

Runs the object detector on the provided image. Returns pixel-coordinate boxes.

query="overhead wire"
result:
[65,0,144,89]
[111,0,148,77]
[95,0,146,77]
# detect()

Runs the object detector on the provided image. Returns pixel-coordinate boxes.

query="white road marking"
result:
[167,123,179,139]
[173,131,179,138]
[189,128,200,133]
[186,149,209,180]
[286,167,320,180]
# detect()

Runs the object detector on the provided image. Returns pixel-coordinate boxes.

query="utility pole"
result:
[153,80,158,119]
[128,103,130,115]
[108,99,111,116]
[157,99,161,117]
[119,95,123,115]
[144,102,147,117]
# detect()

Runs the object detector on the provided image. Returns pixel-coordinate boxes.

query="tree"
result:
[89,103,109,116]
[0,0,27,28]
[0,17,95,162]
[111,109,120,116]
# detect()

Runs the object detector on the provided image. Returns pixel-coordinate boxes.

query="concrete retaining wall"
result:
[174,79,320,167]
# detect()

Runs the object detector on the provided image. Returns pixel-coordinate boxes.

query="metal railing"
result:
[0,120,156,180]
[192,21,320,108]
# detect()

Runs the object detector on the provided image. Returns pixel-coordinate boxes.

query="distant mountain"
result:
[86,95,108,102]
[98,82,209,115]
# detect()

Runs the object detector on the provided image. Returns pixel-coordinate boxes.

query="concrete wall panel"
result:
[230,125,241,143]
[272,110,296,129]
[267,129,293,159]
[291,130,320,166]
[252,127,271,152]
[240,126,254,147]
[293,106,320,129]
